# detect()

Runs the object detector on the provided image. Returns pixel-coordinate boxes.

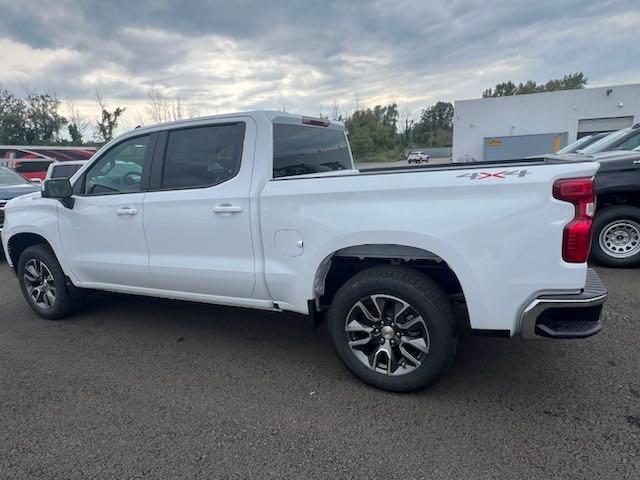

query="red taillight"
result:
[553,177,595,263]
[302,116,330,127]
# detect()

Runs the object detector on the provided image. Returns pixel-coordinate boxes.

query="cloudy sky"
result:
[0,0,638,131]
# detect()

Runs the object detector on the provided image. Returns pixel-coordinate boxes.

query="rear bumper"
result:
[519,269,607,339]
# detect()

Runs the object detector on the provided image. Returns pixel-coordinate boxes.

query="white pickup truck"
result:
[2,111,607,391]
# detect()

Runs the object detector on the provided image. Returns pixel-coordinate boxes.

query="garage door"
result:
[578,116,633,138]
[483,132,568,162]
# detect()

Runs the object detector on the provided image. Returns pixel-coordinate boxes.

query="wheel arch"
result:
[7,232,57,271]
[310,243,471,331]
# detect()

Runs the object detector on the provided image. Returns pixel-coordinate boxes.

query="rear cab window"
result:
[50,164,81,179]
[273,123,352,178]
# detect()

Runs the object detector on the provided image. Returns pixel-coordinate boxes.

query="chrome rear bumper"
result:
[519,269,607,340]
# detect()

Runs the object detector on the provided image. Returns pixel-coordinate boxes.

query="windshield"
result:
[0,166,30,187]
[580,128,631,154]
[556,135,594,154]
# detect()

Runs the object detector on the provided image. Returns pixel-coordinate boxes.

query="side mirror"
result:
[42,178,74,209]
[30,178,42,185]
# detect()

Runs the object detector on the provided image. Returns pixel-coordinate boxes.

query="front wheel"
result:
[591,206,640,268]
[17,244,80,319]
[327,265,457,392]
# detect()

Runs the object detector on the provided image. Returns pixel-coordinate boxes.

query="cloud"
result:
[0,0,637,131]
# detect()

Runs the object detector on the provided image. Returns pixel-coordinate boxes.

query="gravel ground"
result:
[0,260,638,479]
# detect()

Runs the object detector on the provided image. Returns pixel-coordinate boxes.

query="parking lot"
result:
[0,258,638,479]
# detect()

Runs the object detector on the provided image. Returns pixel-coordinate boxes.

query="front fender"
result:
[2,198,77,282]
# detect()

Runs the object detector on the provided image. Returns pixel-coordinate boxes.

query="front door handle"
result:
[212,204,243,214]
[116,207,138,215]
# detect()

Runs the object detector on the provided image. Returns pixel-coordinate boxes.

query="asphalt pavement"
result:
[1,259,638,479]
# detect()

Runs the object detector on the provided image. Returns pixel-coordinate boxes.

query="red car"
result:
[0,146,96,180]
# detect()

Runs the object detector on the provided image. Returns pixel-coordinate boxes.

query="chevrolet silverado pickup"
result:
[1,111,607,391]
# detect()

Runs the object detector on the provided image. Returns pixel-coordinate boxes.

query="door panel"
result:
[58,193,150,286]
[59,134,154,287]
[143,120,256,298]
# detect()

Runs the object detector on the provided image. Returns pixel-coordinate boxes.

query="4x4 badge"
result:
[457,169,530,180]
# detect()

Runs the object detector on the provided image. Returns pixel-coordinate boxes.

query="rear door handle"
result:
[116,207,138,215]
[212,204,243,214]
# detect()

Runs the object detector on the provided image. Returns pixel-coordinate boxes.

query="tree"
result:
[413,101,454,147]
[399,107,414,147]
[344,105,397,161]
[145,88,199,124]
[483,72,588,97]
[66,101,89,145]
[0,86,27,144]
[22,88,67,144]
[94,92,126,144]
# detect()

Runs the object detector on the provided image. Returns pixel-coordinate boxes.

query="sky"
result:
[0,0,638,132]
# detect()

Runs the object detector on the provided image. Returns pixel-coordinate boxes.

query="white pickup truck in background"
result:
[2,111,607,391]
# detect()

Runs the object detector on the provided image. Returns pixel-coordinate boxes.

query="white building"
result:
[452,83,640,162]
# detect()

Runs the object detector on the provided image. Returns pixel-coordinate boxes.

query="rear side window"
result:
[162,123,245,190]
[14,160,52,173]
[273,124,351,178]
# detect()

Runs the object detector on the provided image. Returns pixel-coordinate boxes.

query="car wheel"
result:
[327,265,457,392]
[591,206,640,268]
[17,244,80,319]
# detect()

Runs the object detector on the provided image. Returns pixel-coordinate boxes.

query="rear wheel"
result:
[17,244,80,319]
[591,206,640,268]
[327,265,457,392]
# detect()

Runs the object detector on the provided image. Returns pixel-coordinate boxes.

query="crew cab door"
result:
[142,119,256,298]
[58,134,155,287]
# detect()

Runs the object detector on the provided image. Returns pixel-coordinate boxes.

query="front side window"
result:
[161,123,245,190]
[84,136,149,194]
[273,124,351,178]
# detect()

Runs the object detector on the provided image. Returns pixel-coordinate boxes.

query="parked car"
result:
[0,146,96,180]
[45,160,88,180]
[581,151,639,267]
[2,111,607,392]
[577,124,640,155]
[0,166,41,234]
[407,151,429,164]
[556,133,609,154]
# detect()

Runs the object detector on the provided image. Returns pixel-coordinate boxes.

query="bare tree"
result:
[329,100,342,121]
[277,97,287,112]
[399,106,414,146]
[145,88,200,124]
[66,100,89,145]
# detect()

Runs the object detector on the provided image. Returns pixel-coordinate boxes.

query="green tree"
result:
[94,93,126,144]
[483,72,588,97]
[68,123,84,145]
[0,87,27,144]
[23,92,67,144]
[412,101,454,147]
[345,105,397,161]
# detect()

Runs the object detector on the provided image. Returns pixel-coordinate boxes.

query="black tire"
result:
[327,265,457,392]
[17,244,79,320]
[591,206,640,268]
